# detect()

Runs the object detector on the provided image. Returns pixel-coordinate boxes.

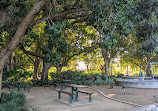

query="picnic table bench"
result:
[77,90,93,102]
[8,81,31,93]
[57,90,75,104]
[67,84,93,102]
[56,84,93,104]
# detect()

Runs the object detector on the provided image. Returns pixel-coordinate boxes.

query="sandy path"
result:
[3,85,158,111]
[24,86,136,111]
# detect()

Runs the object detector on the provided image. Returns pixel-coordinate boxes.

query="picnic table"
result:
[67,84,91,101]
[14,81,31,93]
[57,83,93,104]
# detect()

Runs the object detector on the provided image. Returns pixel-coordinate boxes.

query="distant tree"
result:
[87,0,134,75]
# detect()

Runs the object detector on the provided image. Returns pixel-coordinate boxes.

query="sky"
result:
[76,61,86,71]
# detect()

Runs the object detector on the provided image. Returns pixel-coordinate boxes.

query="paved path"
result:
[25,87,137,111]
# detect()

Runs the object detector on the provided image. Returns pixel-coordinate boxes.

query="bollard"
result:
[122,86,126,95]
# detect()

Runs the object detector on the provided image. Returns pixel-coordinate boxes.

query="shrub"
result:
[50,70,116,85]
[0,92,27,111]
[3,70,33,82]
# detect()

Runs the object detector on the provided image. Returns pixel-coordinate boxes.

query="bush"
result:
[0,92,27,111]
[3,70,33,82]
[50,70,116,85]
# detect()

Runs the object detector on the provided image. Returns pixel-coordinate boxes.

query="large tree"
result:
[0,0,88,97]
[87,0,134,75]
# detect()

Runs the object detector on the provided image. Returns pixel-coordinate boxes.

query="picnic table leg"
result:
[9,87,13,92]
[65,83,67,89]
[70,95,73,104]
[58,92,61,99]
[60,85,63,90]
[89,94,92,102]
[18,85,20,92]
[76,90,78,101]
[72,87,74,99]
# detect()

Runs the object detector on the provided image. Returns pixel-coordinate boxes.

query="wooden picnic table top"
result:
[67,84,88,88]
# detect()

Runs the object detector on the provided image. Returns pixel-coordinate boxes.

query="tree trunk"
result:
[41,59,52,80]
[6,59,9,71]
[13,55,17,70]
[127,62,128,75]
[0,0,46,98]
[87,64,89,73]
[33,44,41,80]
[101,48,111,76]
[5,54,14,71]
[0,69,3,101]
[9,54,14,70]
[105,60,110,76]
[33,57,40,80]
[0,7,7,23]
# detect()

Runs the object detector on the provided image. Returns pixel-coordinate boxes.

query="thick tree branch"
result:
[59,46,97,67]
[66,14,88,19]
[24,53,35,63]
[0,0,46,69]
[19,44,44,58]
[35,8,88,24]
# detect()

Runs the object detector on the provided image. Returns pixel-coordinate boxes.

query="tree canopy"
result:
[0,0,158,97]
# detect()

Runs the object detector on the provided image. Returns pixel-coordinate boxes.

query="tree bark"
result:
[41,59,52,80]
[105,60,110,76]
[0,7,7,23]
[9,54,14,70]
[101,48,111,76]
[0,0,47,98]
[6,54,14,71]
[33,42,41,80]
[0,69,3,101]
[33,57,40,80]
[87,64,89,73]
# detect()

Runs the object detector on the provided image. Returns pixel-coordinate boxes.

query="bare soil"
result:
[2,85,158,111]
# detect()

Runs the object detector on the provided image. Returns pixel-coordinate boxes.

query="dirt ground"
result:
[3,85,158,111]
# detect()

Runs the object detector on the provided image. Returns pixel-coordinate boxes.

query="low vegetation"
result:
[0,92,27,111]
[51,70,116,85]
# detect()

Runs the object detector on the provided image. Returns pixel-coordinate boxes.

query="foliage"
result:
[30,80,55,87]
[120,0,158,68]
[0,92,27,111]
[85,0,135,75]
[2,70,32,83]
[131,0,158,60]
[50,70,116,85]
[0,0,9,9]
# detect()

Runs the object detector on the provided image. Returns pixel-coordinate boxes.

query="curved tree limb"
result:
[35,8,88,24]
[58,46,97,67]
[19,44,44,58]
[0,0,47,68]
[0,0,47,98]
